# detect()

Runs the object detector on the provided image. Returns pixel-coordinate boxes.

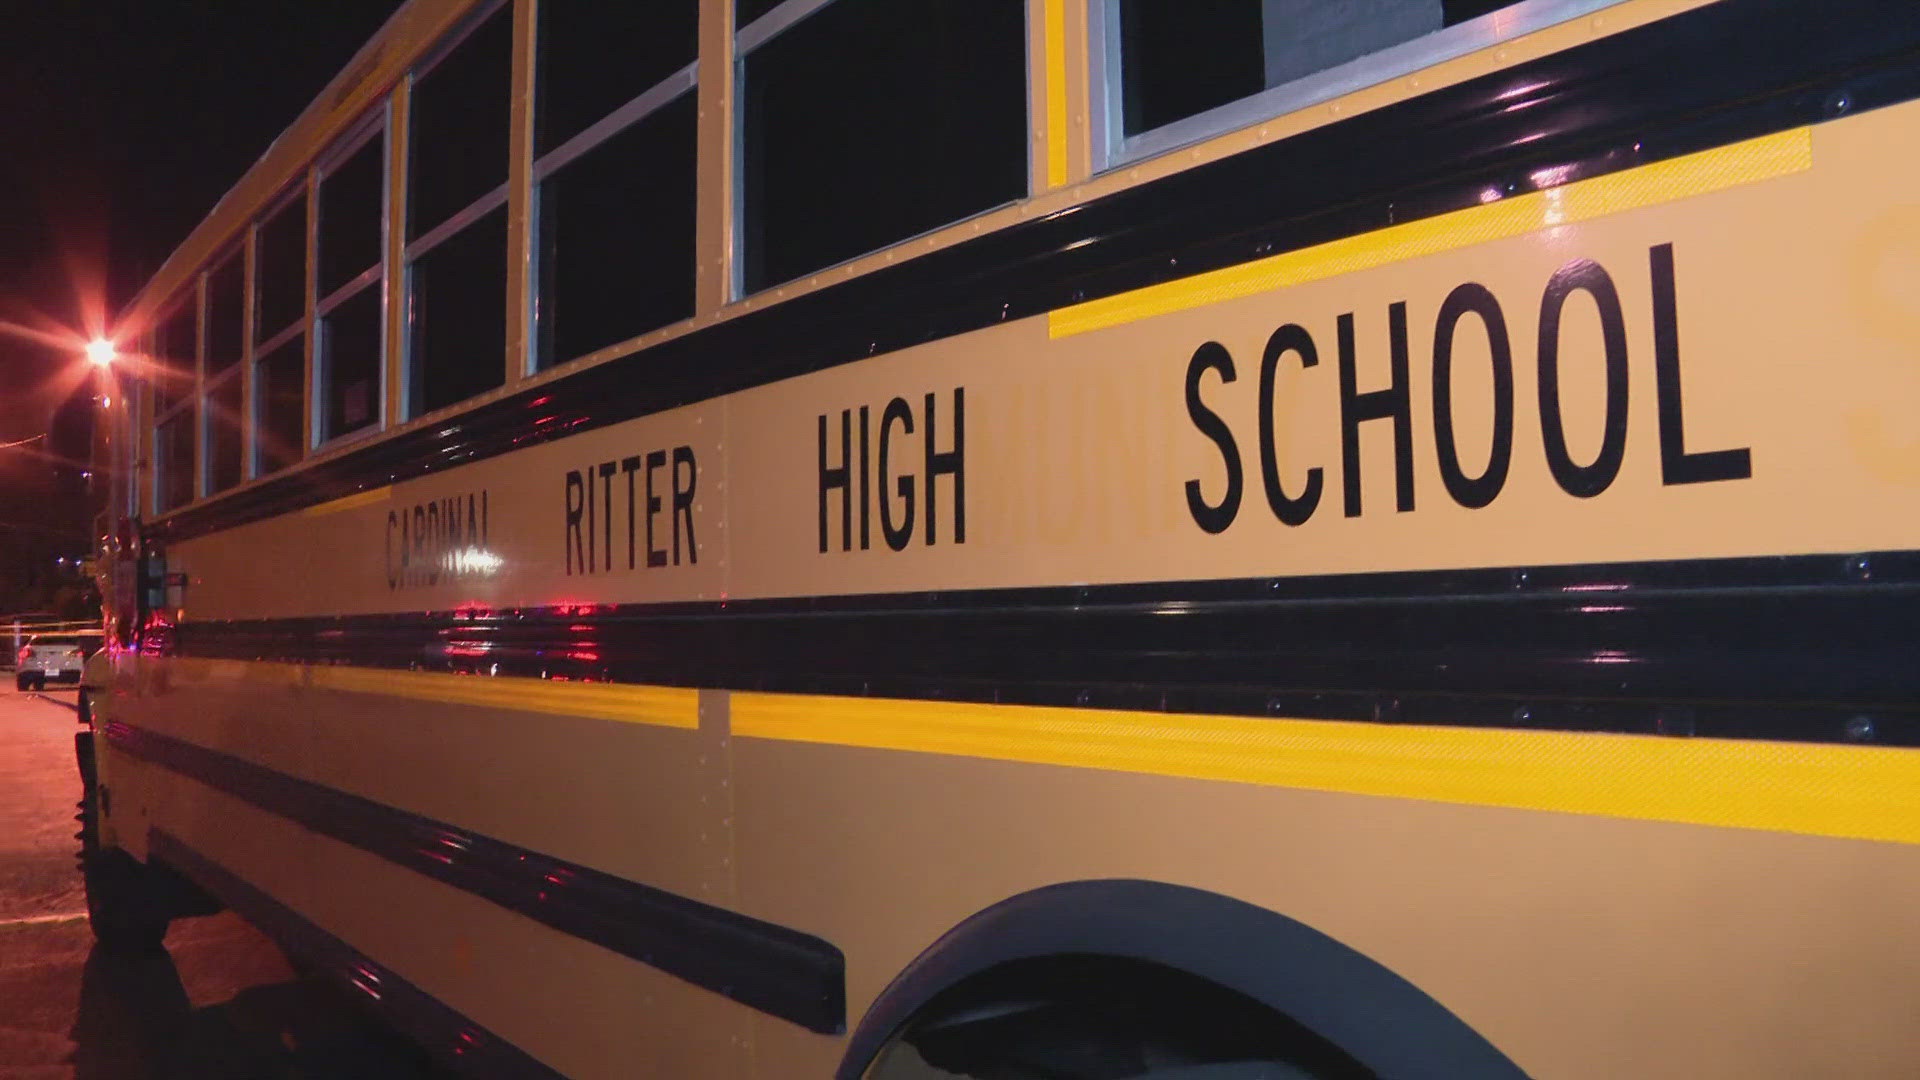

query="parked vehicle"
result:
[17,631,101,691]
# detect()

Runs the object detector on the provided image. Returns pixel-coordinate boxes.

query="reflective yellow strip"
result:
[217,660,700,729]
[732,691,1920,846]
[299,486,392,517]
[1048,126,1813,339]
[1044,0,1070,188]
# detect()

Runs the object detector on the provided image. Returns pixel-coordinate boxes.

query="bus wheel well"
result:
[838,879,1525,1080]
[863,952,1366,1079]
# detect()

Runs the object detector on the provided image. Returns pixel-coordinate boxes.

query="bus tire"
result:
[14,674,27,692]
[82,848,171,953]
[74,733,170,952]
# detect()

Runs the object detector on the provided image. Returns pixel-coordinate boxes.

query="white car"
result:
[16,632,101,691]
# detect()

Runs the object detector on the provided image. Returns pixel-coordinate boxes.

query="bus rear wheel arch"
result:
[840,880,1527,1080]
[862,953,1362,1079]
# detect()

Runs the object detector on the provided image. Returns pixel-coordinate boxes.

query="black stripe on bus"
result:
[114,724,848,1035]
[147,0,1920,544]
[147,828,566,1080]
[160,551,1920,748]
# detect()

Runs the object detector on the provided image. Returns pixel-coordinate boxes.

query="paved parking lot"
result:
[0,688,444,1079]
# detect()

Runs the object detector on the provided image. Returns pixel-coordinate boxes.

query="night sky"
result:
[0,1,406,458]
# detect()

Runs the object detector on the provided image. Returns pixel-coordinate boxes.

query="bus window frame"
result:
[312,105,392,452]
[401,0,513,419]
[728,0,1035,301]
[1086,0,1626,172]
[528,57,699,373]
[149,279,204,516]
[249,182,315,481]
[199,243,247,497]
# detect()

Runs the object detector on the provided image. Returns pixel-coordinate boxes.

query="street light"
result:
[84,338,115,367]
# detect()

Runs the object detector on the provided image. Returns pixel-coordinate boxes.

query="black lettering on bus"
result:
[819,410,852,553]
[1257,325,1323,527]
[672,446,697,565]
[1338,305,1415,517]
[598,461,617,573]
[413,505,428,586]
[925,388,964,545]
[1650,243,1750,486]
[386,510,399,589]
[565,469,586,575]
[645,449,668,569]
[880,397,915,551]
[1432,283,1515,509]
[1538,258,1629,498]
[621,455,641,570]
[429,500,443,585]
[1183,341,1242,534]
[858,405,872,551]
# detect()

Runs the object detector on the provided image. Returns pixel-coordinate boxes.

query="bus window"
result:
[151,298,196,417]
[204,251,244,379]
[153,409,194,513]
[204,369,243,495]
[254,193,307,351]
[533,0,697,372]
[406,5,511,417]
[253,191,310,475]
[1102,0,1622,165]
[254,332,305,474]
[737,0,1026,294]
[318,283,382,441]
[316,124,386,441]
[409,206,508,414]
[536,94,695,369]
[535,0,695,156]
[316,134,383,300]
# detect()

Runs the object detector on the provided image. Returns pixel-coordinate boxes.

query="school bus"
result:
[81,0,1920,1075]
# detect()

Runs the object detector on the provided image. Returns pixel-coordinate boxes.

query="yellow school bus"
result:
[82,0,1920,1075]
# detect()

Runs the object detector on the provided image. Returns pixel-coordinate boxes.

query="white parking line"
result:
[0,911,88,928]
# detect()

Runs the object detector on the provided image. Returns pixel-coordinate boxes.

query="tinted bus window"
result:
[536,0,696,154]
[537,93,696,367]
[410,8,511,239]
[153,300,197,415]
[155,410,195,512]
[205,373,244,493]
[205,254,245,377]
[255,333,305,474]
[256,196,308,342]
[739,0,1026,292]
[318,135,384,297]
[1118,0,1553,138]
[409,207,507,416]
[319,285,382,440]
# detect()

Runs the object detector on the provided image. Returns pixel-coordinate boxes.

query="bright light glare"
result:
[85,339,116,366]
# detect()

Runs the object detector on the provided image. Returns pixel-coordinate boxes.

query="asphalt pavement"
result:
[0,687,447,1079]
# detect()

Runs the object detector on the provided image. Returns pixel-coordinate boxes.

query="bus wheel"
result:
[75,739,170,952]
[861,956,1364,1080]
[14,674,27,692]
[82,849,172,952]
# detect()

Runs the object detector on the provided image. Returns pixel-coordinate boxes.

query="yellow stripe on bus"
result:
[212,661,701,730]
[298,486,393,517]
[732,691,1920,846]
[1048,126,1813,338]
[1044,0,1070,188]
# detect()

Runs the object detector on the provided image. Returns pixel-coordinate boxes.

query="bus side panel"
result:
[728,722,1920,1080]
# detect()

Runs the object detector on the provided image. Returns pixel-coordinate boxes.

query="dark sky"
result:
[0,1,405,457]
